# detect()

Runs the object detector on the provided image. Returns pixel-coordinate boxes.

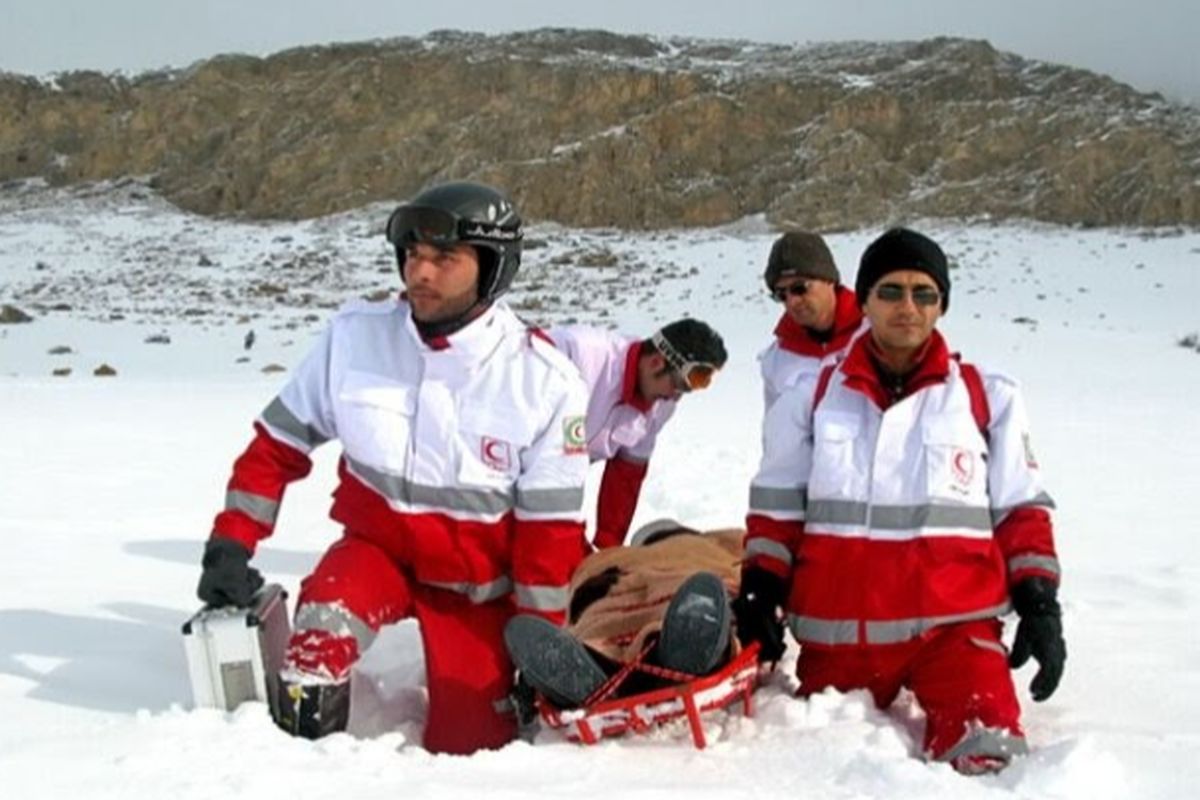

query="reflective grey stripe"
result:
[516,486,585,515]
[749,485,807,513]
[493,697,514,715]
[992,491,1057,525]
[789,602,1013,647]
[294,602,377,654]
[424,576,513,604]
[224,489,279,527]
[347,457,514,516]
[515,584,570,612]
[865,602,1011,645]
[745,538,793,566]
[789,615,859,645]
[805,499,868,526]
[807,500,992,531]
[939,726,1029,763]
[261,397,329,449]
[1008,554,1061,577]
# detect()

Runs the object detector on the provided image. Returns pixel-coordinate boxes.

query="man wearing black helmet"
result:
[195,181,591,754]
[548,318,728,548]
[740,227,1065,774]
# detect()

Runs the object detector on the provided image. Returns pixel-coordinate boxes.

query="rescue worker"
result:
[548,319,728,548]
[738,227,1066,774]
[194,181,591,755]
[505,519,741,709]
[759,231,865,410]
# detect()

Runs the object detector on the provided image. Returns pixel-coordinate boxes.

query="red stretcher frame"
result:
[536,642,762,749]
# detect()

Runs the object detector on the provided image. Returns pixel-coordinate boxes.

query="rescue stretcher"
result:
[536,642,762,749]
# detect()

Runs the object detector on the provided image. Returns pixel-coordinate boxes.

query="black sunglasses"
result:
[770,281,811,302]
[874,283,942,307]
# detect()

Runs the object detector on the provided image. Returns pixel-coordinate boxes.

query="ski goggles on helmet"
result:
[386,204,521,248]
[651,330,719,392]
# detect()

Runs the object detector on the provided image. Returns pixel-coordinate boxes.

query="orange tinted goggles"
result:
[652,329,719,393]
[674,362,717,392]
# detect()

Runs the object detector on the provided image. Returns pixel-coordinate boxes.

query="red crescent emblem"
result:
[951,448,975,486]
[481,437,512,471]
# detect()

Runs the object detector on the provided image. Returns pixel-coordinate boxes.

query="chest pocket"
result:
[808,411,862,499]
[922,426,989,505]
[457,406,538,489]
[336,370,415,473]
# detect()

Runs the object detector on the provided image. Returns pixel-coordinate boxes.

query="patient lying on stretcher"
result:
[504,520,751,710]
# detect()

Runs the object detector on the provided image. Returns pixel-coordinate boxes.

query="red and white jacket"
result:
[547,325,677,549]
[758,286,866,411]
[746,330,1059,648]
[211,299,591,624]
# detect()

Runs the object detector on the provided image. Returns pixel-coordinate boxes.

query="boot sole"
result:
[504,615,607,708]
[657,572,731,677]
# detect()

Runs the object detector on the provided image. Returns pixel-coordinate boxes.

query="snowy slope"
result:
[2,181,1199,799]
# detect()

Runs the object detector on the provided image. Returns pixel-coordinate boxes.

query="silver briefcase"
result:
[182,583,291,712]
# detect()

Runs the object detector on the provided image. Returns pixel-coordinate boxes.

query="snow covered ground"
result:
[2,180,1199,799]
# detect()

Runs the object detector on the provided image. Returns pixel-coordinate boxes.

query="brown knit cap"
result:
[765,232,839,289]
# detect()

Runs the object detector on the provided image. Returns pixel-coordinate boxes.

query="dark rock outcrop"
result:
[2,30,1198,230]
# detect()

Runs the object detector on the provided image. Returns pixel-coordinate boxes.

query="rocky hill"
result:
[2,28,1198,230]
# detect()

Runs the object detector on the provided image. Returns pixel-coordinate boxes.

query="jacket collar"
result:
[404,299,510,362]
[620,340,654,414]
[773,285,864,357]
[838,328,951,410]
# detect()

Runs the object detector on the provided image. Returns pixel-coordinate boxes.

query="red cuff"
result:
[513,518,587,622]
[994,506,1059,586]
[744,513,803,578]
[211,423,313,550]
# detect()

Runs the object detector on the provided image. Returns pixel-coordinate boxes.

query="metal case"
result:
[182,584,291,712]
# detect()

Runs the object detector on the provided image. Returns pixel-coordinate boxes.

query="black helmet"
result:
[653,318,728,369]
[386,181,523,302]
[650,318,728,392]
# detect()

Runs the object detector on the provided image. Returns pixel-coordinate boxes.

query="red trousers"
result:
[796,619,1023,760]
[286,533,517,754]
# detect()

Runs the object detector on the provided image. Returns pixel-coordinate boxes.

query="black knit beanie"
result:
[855,227,950,311]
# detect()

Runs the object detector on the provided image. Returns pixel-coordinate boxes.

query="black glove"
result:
[732,567,788,664]
[1009,576,1066,702]
[197,537,264,608]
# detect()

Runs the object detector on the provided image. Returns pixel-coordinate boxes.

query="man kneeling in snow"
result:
[505,519,751,711]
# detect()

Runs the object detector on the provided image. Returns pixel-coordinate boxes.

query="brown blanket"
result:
[567,528,743,664]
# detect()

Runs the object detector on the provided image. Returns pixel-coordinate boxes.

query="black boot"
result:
[504,615,607,709]
[271,676,350,739]
[656,572,731,677]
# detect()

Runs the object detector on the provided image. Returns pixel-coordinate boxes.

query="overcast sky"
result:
[2,0,1197,105]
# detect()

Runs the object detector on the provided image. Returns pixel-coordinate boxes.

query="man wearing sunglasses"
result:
[195,181,591,755]
[549,318,728,549]
[759,231,865,411]
[740,227,1064,774]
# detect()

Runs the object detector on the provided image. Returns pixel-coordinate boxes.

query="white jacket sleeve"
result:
[749,375,815,522]
[259,326,337,453]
